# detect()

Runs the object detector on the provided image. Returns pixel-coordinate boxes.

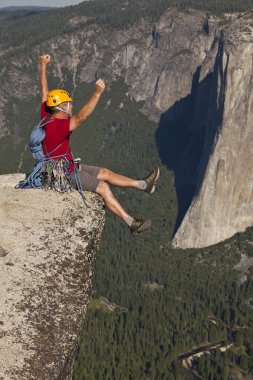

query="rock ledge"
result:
[0,174,104,380]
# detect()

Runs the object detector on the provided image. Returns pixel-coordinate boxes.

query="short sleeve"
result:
[41,101,50,120]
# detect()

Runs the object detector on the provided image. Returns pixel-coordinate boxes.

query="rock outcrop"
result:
[0,174,104,380]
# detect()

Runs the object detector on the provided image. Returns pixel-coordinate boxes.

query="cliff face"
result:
[1,9,253,248]
[171,13,253,248]
[0,174,104,380]
[0,9,219,139]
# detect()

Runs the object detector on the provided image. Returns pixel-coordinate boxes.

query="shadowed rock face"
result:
[0,174,104,380]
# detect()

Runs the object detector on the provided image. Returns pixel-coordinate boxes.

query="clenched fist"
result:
[39,54,51,66]
[95,79,105,95]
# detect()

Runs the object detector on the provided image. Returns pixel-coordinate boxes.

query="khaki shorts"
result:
[70,164,101,192]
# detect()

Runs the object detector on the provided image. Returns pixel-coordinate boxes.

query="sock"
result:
[137,180,147,190]
[125,216,134,227]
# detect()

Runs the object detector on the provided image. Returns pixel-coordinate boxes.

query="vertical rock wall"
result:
[172,17,253,248]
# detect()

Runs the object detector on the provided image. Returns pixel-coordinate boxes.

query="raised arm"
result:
[70,79,105,131]
[39,54,51,103]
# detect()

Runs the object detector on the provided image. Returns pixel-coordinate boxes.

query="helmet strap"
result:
[66,102,71,116]
[54,102,71,116]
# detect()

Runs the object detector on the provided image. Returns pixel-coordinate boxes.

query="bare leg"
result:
[96,179,152,235]
[97,168,139,188]
[96,180,130,221]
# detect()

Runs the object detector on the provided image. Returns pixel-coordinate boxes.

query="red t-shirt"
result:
[41,102,74,173]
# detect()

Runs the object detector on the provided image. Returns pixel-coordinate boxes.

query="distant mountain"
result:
[0,6,55,20]
[0,6,55,12]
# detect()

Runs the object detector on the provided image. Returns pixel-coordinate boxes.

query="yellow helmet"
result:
[46,89,72,107]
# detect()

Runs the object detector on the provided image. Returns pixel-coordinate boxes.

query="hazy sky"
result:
[0,0,84,7]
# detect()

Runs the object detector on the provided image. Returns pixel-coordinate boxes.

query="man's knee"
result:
[96,180,111,197]
[98,167,112,179]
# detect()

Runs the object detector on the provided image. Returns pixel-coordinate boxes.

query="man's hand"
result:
[39,54,51,66]
[40,54,50,102]
[95,79,105,95]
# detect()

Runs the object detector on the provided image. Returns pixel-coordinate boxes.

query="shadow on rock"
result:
[156,37,227,235]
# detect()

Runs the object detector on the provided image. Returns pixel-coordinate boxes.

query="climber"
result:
[39,54,160,236]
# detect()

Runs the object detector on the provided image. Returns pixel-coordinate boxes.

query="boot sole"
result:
[131,220,152,236]
[145,167,160,194]
[154,166,160,182]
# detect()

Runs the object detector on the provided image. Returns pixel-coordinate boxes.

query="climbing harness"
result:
[41,158,72,193]
[16,116,88,206]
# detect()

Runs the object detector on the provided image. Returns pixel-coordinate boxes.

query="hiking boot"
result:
[130,218,152,236]
[143,167,160,194]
